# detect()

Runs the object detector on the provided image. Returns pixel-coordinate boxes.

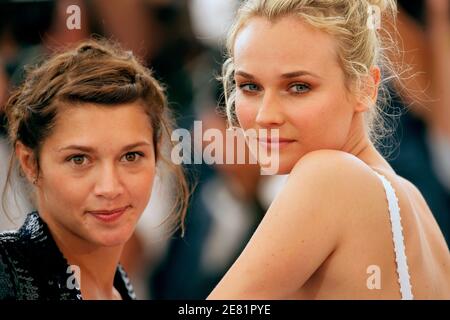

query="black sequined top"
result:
[0,212,136,300]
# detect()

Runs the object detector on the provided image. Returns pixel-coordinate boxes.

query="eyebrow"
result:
[57,141,152,153]
[235,70,322,80]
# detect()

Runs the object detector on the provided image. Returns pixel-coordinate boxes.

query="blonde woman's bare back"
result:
[294,153,450,299]
[209,150,450,299]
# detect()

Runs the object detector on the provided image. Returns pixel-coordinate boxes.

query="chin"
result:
[92,228,134,247]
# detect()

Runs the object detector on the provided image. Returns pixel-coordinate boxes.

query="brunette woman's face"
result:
[29,102,156,247]
[233,16,364,174]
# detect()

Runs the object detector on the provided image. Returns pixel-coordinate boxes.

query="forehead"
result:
[233,15,341,77]
[45,102,153,148]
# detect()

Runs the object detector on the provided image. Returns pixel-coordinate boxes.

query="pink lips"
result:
[87,206,130,223]
[257,137,296,149]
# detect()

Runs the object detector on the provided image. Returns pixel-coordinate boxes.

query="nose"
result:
[255,91,285,128]
[94,163,124,200]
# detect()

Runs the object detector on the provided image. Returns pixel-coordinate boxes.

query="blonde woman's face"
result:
[35,102,156,248]
[234,16,361,174]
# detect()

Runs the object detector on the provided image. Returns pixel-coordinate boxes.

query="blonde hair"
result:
[222,0,399,145]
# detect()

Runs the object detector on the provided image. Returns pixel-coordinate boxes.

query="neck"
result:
[38,213,123,300]
[341,112,394,174]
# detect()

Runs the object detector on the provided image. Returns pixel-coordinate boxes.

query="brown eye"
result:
[70,155,86,165]
[121,152,142,162]
[125,153,136,161]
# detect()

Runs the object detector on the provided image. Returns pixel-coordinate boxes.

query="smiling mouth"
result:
[87,206,131,223]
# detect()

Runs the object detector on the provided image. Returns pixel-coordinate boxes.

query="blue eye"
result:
[239,83,260,92]
[289,83,310,94]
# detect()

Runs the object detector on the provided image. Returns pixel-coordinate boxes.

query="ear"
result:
[15,142,38,185]
[354,66,381,113]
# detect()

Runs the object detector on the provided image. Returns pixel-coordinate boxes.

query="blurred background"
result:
[0,0,449,299]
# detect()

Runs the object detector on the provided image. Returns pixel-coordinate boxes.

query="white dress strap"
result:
[373,172,414,300]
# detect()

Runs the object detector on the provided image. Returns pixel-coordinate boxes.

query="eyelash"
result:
[67,154,88,166]
[238,83,260,92]
[289,83,311,94]
[120,151,145,163]
[66,151,145,167]
[237,82,311,94]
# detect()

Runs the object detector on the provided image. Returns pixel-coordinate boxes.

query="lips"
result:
[257,137,296,149]
[87,206,130,223]
[258,138,296,143]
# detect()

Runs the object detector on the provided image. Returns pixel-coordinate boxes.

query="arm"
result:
[208,150,361,299]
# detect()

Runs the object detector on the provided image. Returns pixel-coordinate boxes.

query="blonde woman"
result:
[209,0,450,299]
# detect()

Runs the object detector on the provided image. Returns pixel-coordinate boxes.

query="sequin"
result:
[0,212,136,300]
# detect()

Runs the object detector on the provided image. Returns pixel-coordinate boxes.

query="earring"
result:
[32,177,37,185]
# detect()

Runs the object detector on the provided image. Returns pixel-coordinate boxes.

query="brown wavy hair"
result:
[2,39,189,236]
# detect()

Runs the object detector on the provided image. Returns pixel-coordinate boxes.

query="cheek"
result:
[287,94,353,144]
[40,169,91,210]
[37,153,90,206]
[282,96,327,135]
[235,95,257,129]
[126,164,155,207]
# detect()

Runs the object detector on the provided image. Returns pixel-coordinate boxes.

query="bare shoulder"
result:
[288,149,381,200]
[284,150,393,226]
[208,150,392,298]
[396,175,429,208]
[292,149,371,174]
[269,150,387,245]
